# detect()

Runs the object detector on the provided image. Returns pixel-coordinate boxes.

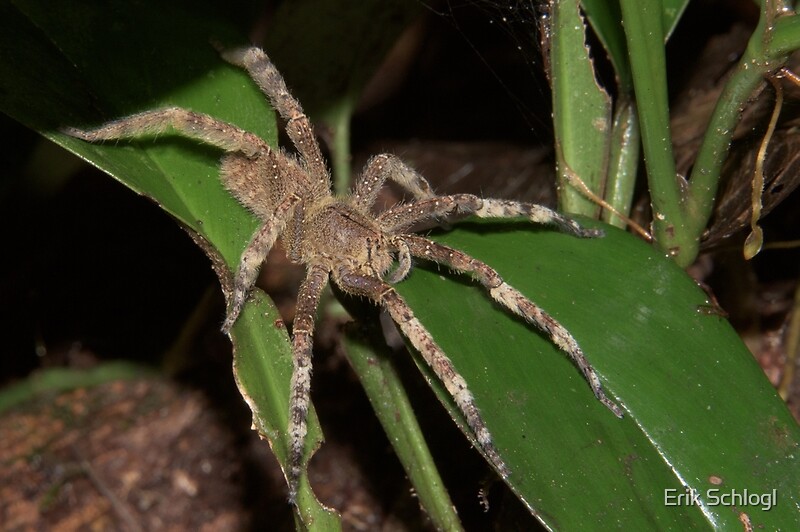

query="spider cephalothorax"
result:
[65,45,623,502]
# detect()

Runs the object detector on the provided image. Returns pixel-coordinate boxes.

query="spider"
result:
[64,45,623,503]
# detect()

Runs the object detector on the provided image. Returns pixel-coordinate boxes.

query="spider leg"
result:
[474,198,602,237]
[332,267,510,477]
[378,194,481,233]
[63,107,267,157]
[378,194,602,238]
[286,264,330,503]
[218,46,330,198]
[222,193,301,333]
[402,234,624,418]
[353,154,435,210]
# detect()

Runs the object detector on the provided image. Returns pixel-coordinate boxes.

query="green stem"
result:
[603,96,640,228]
[619,0,686,256]
[684,65,771,234]
[329,102,353,197]
[685,1,791,239]
[620,0,795,266]
[343,323,464,532]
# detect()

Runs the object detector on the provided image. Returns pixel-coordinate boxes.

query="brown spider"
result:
[64,46,623,503]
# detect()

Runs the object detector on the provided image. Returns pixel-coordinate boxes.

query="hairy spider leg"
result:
[377,194,483,233]
[377,194,621,412]
[472,198,603,238]
[223,193,301,332]
[333,267,511,478]
[218,46,331,200]
[352,154,436,210]
[401,234,624,418]
[64,109,308,333]
[286,263,330,502]
[62,107,305,220]
[377,194,603,239]
[62,107,266,158]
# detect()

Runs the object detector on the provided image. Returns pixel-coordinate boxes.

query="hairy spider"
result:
[65,45,623,502]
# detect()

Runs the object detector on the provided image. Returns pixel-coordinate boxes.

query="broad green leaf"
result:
[0,1,339,527]
[232,290,337,529]
[396,219,800,530]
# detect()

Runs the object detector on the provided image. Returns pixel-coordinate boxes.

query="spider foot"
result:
[472,199,605,239]
[221,291,246,334]
[60,126,91,139]
[285,386,310,506]
[580,354,624,418]
[577,226,605,239]
[599,393,625,418]
[557,217,605,239]
[586,368,624,418]
[482,440,511,478]
[286,464,301,505]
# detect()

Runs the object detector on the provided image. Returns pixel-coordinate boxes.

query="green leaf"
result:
[395,219,800,530]
[602,96,640,227]
[660,0,692,40]
[549,0,612,217]
[769,11,800,57]
[232,290,338,530]
[0,1,339,527]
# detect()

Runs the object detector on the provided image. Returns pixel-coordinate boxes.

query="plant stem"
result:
[619,0,686,257]
[343,320,463,532]
[685,1,791,241]
[603,96,640,228]
[620,0,796,266]
[329,102,353,197]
